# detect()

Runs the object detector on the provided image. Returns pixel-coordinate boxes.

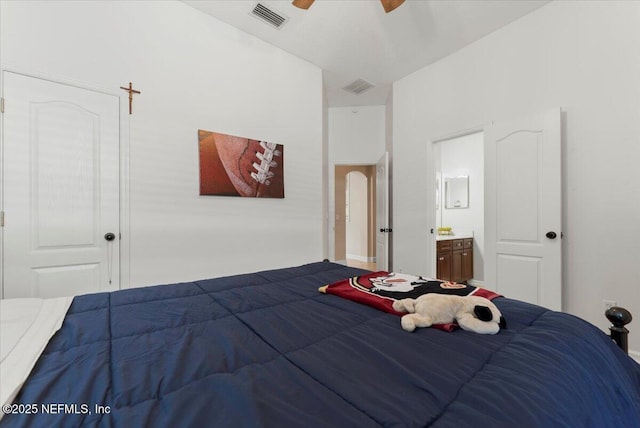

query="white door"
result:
[484,108,562,310]
[2,72,120,299]
[376,152,390,271]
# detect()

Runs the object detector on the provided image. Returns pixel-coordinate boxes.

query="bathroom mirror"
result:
[444,176,469,209]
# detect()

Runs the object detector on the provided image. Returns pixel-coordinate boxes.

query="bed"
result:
[1,261,639,427]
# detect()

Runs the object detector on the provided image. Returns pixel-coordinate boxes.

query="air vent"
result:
[250,3,288,29]
[342,78,375,95]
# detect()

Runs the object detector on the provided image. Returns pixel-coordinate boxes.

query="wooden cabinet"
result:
[437,238,473,283]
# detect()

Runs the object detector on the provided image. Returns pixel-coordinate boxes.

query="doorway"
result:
[433,131,484,286]
[334,165,376,271]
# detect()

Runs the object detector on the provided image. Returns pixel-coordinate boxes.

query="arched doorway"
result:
[334,165,376,270]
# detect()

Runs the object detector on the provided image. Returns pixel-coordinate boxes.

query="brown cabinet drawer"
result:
[437,240,452,252]
[464,238,473,249]
[453,239,464,250]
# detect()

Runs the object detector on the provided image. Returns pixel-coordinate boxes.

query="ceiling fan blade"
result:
[380,0,405,13]
[292,0,315,10]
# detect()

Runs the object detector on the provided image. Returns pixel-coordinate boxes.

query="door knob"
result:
[545,231,557,239]
[104,232,116,241]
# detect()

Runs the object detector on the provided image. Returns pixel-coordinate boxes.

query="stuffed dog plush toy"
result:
[392,294,506,335]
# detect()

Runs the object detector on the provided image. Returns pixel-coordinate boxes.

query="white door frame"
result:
[0,67,131,296]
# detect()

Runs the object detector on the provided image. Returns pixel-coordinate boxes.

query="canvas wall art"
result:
[198,129,284,198]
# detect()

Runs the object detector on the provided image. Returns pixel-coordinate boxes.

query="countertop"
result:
[436,234,473,241]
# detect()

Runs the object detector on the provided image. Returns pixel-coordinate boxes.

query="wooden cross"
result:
[120,82,141,114]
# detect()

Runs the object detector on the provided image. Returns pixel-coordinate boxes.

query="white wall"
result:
[393,0,640,353]
[328,105,386,261]
[1,0,323,286]
[322,85,330,260]
[329,106,386,164]
[438,132,484,282]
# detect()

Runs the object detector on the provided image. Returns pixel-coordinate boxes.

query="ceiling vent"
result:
[342,78,375,95]
[250,3,288,29]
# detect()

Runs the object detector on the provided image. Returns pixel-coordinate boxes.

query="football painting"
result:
[198,130,284,198]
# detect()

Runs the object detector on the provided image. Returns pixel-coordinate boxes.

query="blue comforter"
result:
[2,261,640,427]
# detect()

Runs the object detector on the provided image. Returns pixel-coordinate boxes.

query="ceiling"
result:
[183,0,550,107]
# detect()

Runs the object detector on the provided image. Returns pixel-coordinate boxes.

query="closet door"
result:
[2,72,120,298]
[485,108,562,310]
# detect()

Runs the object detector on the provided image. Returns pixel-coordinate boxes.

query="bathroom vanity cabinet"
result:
[436,237,473,283]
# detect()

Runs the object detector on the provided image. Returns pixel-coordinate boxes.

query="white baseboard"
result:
[629,350,640,364]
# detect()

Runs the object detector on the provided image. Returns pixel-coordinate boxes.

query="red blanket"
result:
[319,271,500,331]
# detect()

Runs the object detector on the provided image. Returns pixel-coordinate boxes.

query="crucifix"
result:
[120,82,141,114]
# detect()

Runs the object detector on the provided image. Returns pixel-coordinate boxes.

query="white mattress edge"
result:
[0,296,73,417]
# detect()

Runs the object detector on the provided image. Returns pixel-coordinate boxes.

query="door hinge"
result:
[0,97,4,113]
[1,211,4,227]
